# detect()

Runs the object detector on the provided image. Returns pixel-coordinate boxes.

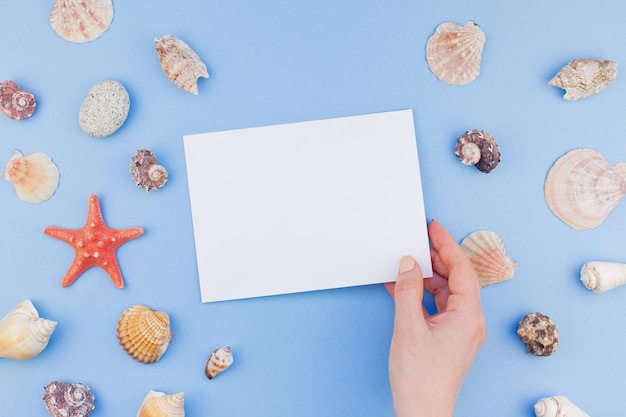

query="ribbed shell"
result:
[1,150,60,204]
[548,59,618,100]
[460,230,517,288]
[534,395,590,417]
[117,305,172,364]
[0,300,57,360]
[205,346,233,379]
[426,21,486,85]
[154,35,208,95]
[544,148,626,230]
[137,390,184,417]
[50,0,114,43]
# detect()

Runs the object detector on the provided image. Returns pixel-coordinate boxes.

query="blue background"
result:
[2,1,626,416]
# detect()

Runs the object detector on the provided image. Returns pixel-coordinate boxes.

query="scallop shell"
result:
[137,390,184,417]
[0,300,57,360]
[544,148,626,230]
[549,59,617,100]
[580,261,626,293]
[1,150,60,204]
[205,346,234,379]
[517,312,558,356]
[534,396,590,417]
[460,230,517,288]
[426,21,486,85]
[455,129,500,173]
[117,305,172,364]
[0,80,36,120]
[130,149,169,191]
[43,381,95,417]
[154,35,209,95]
[50,0,114,43]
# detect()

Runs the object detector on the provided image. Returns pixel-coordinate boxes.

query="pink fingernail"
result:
[399,256,415,273]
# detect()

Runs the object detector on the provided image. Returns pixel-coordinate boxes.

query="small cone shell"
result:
[460,230,517,288]
[0,300,57,360]
[205,346,233,379]
[549,59,617,100]
[117,305,172,364]
[50,0,114,43]
[534,395,590,417]
[154,35,208,95]
[580,261,626,293]
[137,390,184,417]
[544,148,626,230]
[426,21,486,85]
[2,150,60,204]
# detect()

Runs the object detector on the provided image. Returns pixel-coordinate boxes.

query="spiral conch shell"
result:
[43,381,95,417]
[130,149,168,191]
[50,0,114,43]
[455,129,500,173]
[154,35,208,95]
[2,150,60,204]
[137,390,184,417]
[580,261,626,293]
[549,59,617,100]
[426,21,486,85]
[117,305,172,364]
[460,230,517,288]
[0,300,57,360]
[544,148,626,230]
[0,80,36,120]
[534,395,590,417]
[205,346,234,379]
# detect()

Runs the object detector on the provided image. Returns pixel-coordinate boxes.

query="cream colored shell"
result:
[2,150,60,204]
[50,0,114,43]
[549,59,617,100]
[460,230,517,288]
[0,300,57,360]
[205,346,234,379]
[534,395,590,417]
[117,305,172,364]
[137,390,184,417]
[154,35,208,95]
[426,21,486,85]
[544,148,626,230]
[580,261,626,293]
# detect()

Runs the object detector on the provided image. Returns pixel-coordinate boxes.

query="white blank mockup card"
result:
[183,109,431,303]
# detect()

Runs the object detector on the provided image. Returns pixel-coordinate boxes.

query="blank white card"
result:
[183,109,431,303]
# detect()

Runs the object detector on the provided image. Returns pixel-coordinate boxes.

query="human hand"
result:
[384,220,487,417]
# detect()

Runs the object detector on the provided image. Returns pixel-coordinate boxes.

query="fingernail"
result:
[399,256,415,273]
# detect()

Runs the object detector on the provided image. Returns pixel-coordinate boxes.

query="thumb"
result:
[393,256,425,332]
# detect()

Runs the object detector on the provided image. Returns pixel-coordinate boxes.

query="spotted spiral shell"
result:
[0,80,36,120]
[43,381,95,417]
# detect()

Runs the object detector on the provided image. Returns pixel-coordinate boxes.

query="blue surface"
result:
[2,1,626,416]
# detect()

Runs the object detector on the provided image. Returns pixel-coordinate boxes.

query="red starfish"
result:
[43,194,144,288]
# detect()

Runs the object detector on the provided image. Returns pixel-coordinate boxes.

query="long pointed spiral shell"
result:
[50,0,114,43]
[43,381,95,417]
[534,395,590,417]
[2,150,60,204]
[205,346,234,379]
[137,390,185,417]
[154,35,208,95]
[580,261,626,293]
[0,300,57,360]
[460,230,517,288]
[549,59,617,100]
[117,305,172,364]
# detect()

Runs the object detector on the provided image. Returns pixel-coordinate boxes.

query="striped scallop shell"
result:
[117,305,172,364]
[1,150,60,204]
[544,148,626,230]
[460,230,517,288]
[426,21,486,85]
[50,0,114,43]
[137,390,184,417]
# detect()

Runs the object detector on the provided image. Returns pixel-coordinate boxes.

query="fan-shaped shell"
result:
[460,230,517,288]
[137,390,184,417]
[426,21,486,85]
[0,300,57,360]
[544,148,626,230]
[549,59,617,100]
[1,150,60,204]
[205,346,234,379]
[154,35,209,95]
[534,395,590,417]
[50,0,114,43]
[43,381,95,417]
[0,80,36,120]
[117,305,172,364]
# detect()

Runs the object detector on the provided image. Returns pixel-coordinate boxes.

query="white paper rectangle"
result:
[183,110,431,303]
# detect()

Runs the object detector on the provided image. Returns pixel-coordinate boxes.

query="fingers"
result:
[392,256,426,332]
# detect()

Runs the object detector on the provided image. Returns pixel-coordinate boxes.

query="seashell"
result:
[43,381,95,417]
[1,150,60,204]
[580,261,626,293]
[0,300,57,360]
[50,0,114,43]
[454,129,500,173]
[137,390,184,417]
[426,21,486,85]
[460,230,517,288]
[534,395,590,417]
[130,149,169,191]
[117,305,172,364]
[154,35,209,95]
[517,312,558,356]
[544,148,626,230]
[549,59,617,100]
[79,80,130,137]
[0,80,36,120]
[205,346,234,379]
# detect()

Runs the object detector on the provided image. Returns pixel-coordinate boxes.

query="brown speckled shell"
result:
[43,381,95,417]
[0,80,36,120]
[130,149,169,191]
[517,312,559,356]
[205,346,234,379]
[455,129,500,173]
